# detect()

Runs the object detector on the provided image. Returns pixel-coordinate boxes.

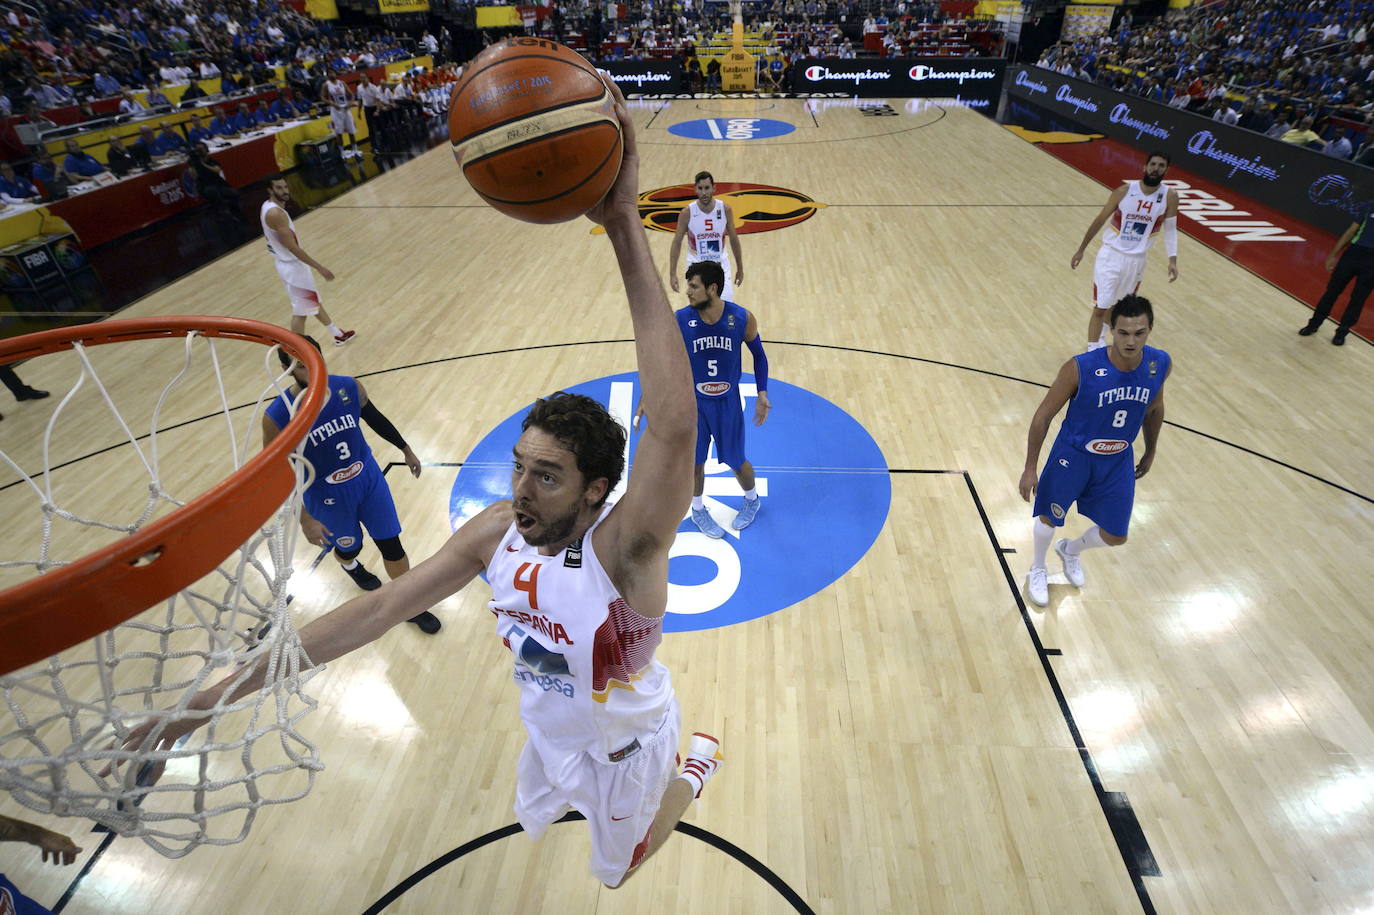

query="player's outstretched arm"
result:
[1163,189,1181,281]
[589,79,695,560]
[1018,357,1078,501]
[1135,364,1170,479]
[667,204,691,292]
[725,202,743,286]
[103,501,509,774]
[1071,185,1128,268]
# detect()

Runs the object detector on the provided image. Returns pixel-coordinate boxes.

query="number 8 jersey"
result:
[1103,180,1168,256]
[1056,345,1171,457]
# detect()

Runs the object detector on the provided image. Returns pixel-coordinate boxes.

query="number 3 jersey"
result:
[1102,180,1168,256]
[487,508,674,757]
[1055,345,1171,457]
[265,375,376,488]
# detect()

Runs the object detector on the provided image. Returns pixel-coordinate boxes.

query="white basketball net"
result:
[0,331,323,858]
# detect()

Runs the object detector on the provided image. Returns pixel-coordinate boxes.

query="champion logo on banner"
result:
[668,118,796,141]
[449,372,891,632]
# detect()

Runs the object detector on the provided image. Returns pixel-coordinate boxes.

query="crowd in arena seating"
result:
[1035,0,1374,164]
[0,0,421,125]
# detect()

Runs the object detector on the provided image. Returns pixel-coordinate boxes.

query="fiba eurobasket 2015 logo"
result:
[590,182,826,237]
[449,372,890,631]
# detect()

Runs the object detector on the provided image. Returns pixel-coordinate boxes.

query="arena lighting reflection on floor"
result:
[1171,588,1248,641]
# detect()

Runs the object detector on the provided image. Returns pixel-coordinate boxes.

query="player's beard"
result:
[1141,170,1162,189]
[521,502,582,547]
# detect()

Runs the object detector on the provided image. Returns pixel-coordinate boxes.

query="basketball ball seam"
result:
[451,57,607,142]
[462,45,603,90]
[451,86,611,149]
[470,131,623,207]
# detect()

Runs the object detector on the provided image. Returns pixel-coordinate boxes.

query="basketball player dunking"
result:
[114,79,724,889]
[1070,152,1179,350]
[668,171,744,302]
[1018,294,1172,607]
[261,176,355,345]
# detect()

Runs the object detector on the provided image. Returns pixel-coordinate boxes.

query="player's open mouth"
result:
[515,511,536,531]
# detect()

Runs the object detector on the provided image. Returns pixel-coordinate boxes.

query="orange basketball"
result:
[449,38,623,224]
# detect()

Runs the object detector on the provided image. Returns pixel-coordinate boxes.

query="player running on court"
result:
[115,79,723,888]
[261,176,355,345]
[1070,152,1179,351]
[668,171,744,303]
[264,336,439,633]
[1018,294,1172,607]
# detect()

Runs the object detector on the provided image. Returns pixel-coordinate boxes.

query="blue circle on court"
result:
[449,372,890,632]
[668,118,796,141]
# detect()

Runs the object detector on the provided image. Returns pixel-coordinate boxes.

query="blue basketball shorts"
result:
[1031,439,1136,538]
[302,460,402,552]
[694,394,747,467]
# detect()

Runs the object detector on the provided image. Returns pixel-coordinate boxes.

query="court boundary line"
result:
[959,469,1160,914]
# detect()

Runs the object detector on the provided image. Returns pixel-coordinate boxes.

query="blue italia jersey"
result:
[265,375,376,486]
[676,301,748,398]
[1056,345,1171,456]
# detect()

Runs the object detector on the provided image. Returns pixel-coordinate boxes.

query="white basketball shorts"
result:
[330,106,356,137]
[514,697,680,887]
[1092,246,1148,311]
[274,260,320,316]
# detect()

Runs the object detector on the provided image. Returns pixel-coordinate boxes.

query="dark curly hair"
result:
[522,392,626,506]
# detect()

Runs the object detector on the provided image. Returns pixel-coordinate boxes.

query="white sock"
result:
[325,323,341,336]
[1065,525,1108,555]
[691,496,704,511]
[340,559,359,571]
[743,487,758,501]
[1031,518,1055,569]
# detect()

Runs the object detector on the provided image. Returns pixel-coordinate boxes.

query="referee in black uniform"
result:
[1301,206,1374,345]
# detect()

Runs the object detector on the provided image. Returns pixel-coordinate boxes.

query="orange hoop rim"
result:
[0,316,327,676]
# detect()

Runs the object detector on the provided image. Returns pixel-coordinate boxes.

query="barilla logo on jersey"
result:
[697,381,732,396]
[327,460,365,483]
[1086,439,1130,455]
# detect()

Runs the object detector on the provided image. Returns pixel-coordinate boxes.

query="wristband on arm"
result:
[1163,216,1178,258]
[360,400,408,451]
[745,335,768,393]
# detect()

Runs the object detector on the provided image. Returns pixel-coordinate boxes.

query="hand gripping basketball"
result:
[584,76,638,228]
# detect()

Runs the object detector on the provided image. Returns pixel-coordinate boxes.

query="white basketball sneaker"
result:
[1054,539,1085,588]
[1026,566,1048,607]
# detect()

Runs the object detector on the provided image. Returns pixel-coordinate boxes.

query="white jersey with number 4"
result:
[1102,180,1168,256]
[686,199,730,270]
[487,508,674,758]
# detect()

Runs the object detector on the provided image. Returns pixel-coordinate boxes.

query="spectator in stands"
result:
[270,88,306,121]
[286,61,310,96]
[104,133,138,177]
[0,161,42,204]
[231,101,256,133]
[62,137,108,180]
[186,113,212,146]
[1324,129,1355,159]
[1237,99,1273,134]
[1266,109,1295,139]
[152,121,187,156]
[159,62,192,84]
[145,84,173,109]
[1281,115,1322,147]
[24,77,72,110]
[181,80,208,105]
[118,89,148,116]
[30,148,71,198]
[1211,99,1240,125]
[209,105,239,138]
[199,60,222,80]
[21,101,58,135]
[93,69,123,97]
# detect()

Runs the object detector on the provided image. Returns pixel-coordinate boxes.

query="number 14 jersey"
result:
[1103,180,1168,256]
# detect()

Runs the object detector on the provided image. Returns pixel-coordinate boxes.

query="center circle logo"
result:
[668,118,795,141]
[449,372,891,632]
[610,182,826,237]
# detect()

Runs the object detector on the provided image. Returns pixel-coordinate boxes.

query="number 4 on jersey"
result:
[514,562,541,610]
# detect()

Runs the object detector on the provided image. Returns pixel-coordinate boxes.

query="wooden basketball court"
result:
[3,98,1372,914]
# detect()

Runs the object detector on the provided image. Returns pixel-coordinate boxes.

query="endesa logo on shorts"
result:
[1086,439,1130,455]
[696,381,731,396]
[451,372,890,632]
[327,460,364,483]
